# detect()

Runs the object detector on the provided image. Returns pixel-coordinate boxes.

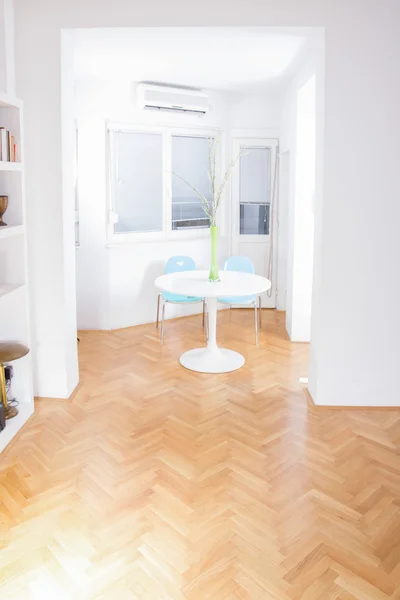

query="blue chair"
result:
[218,256,262,345]
[156,256,205,344]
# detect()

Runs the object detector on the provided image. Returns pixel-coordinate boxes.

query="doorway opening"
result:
[62,26,324,391]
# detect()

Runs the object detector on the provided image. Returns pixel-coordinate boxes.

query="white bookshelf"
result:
[0,282,26,299]
[0,161,22,171]
[0,93,34,453]
[0,224,24,238]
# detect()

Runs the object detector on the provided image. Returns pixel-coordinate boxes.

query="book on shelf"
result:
[0,129,8,161]
[0,127,18,162]
[10,136,15,162]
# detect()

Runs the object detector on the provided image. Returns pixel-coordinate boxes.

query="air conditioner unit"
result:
[136,84,209,115]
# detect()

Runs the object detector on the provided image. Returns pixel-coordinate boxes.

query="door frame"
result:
[230,134,279,308]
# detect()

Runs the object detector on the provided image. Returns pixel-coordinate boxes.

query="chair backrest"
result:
[164,255,196,274]
[224,255,255,274]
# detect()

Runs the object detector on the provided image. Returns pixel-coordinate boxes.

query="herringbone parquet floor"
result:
[0,309,399,599]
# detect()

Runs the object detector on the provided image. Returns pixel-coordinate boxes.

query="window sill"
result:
[106,230,219,248]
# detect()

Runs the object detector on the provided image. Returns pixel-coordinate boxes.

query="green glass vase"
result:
[209,225,219,282]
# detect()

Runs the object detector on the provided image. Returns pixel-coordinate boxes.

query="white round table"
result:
[155,270,271,373]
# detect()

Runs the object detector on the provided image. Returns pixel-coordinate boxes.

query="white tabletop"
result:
[155,270,271,298]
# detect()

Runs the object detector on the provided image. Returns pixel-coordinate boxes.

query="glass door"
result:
[231,138,278,308]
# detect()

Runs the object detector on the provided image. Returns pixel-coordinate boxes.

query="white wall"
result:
[309,3,400,407]
[74,78,281,331]
[61,32,79,394]
[15,3,400,406]
[75,81,230,330]
[230,87,282,131]
[276,150,290,311]
[291,75,316,341]
[282,47,321,342]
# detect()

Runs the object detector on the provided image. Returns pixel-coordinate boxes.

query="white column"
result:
[286,74,316,342]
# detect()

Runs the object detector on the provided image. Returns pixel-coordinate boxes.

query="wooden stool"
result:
[0,342,30,419]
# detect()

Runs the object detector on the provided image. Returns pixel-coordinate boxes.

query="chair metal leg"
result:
[254,301,259,346]
[202,299,205,328]
[161,300,166,344]
[258,295,262,330]
[156,293,161,328]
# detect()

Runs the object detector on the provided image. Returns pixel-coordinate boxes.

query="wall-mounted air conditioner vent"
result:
[136,83,209,115]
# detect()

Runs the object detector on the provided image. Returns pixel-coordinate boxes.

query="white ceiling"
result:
[72,27,307,91]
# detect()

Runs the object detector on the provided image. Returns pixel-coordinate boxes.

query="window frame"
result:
[106,122,223,245]
[107,122,167,243]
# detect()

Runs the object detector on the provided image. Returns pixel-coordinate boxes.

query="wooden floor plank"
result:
[0,309,399,599]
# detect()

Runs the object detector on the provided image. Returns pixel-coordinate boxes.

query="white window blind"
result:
[113,131,163,234]
[171,135,212,230]
[239,146,271,235]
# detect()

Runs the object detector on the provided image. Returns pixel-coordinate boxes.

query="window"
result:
[112,130,163,234]
[108,126,220,240]
[171,135,211,230]
[239,146,271,235]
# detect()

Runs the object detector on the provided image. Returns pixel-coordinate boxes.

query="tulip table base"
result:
[180,347,245,374]
[179,297,245,374]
